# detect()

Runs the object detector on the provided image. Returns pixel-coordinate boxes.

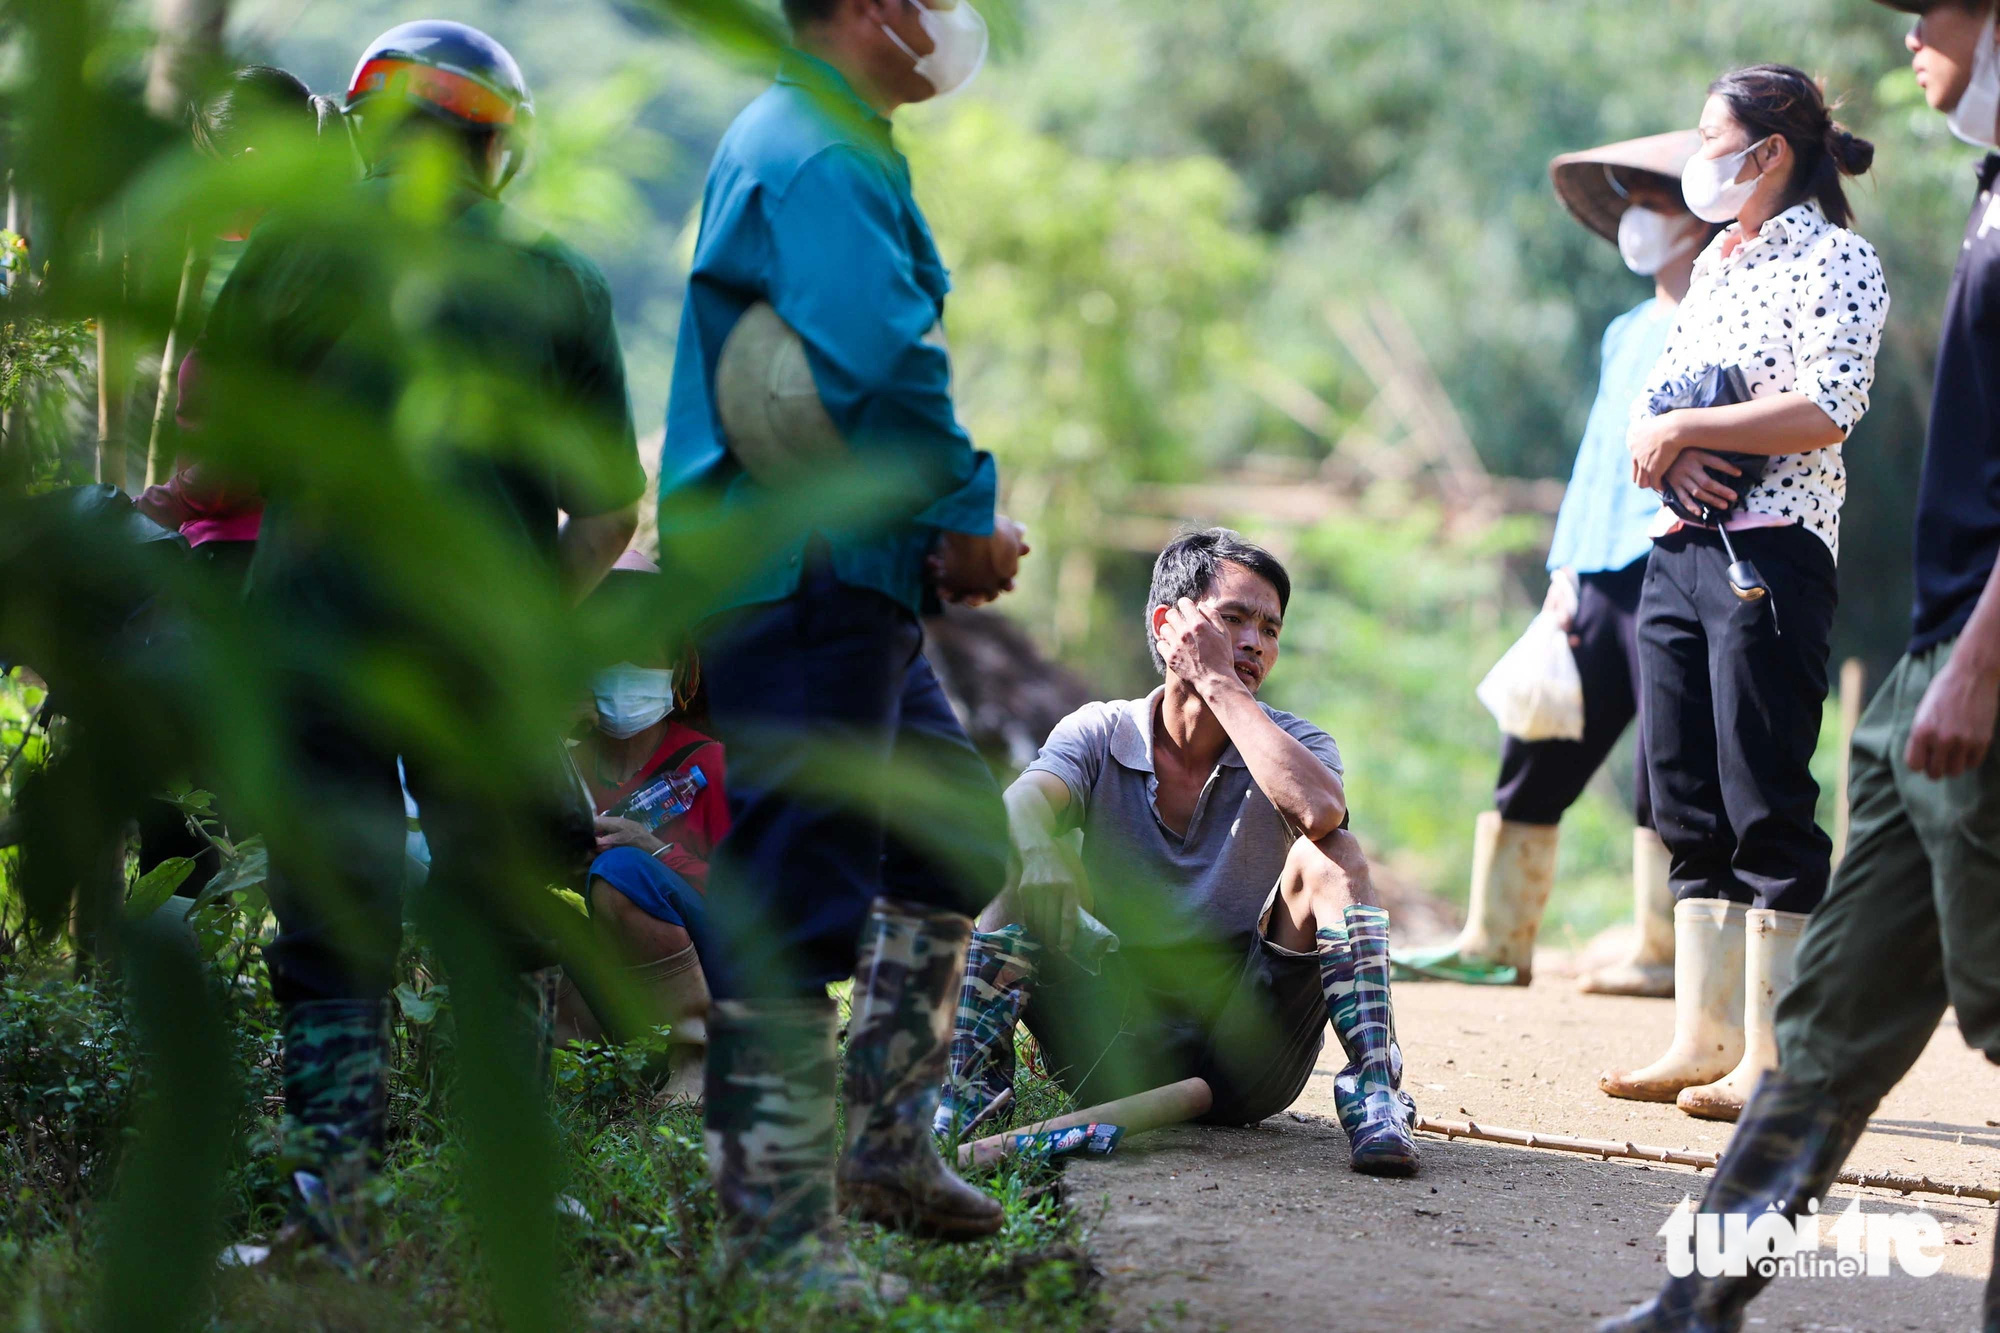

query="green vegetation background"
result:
[227,0,1941,925]
[0,1,1966,1326]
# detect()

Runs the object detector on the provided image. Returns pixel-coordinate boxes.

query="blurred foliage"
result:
[0,948,1096,1331]
[0,0,1972,1324]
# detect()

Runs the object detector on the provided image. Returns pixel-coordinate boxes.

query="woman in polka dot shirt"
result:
[1602,65,1887,1116]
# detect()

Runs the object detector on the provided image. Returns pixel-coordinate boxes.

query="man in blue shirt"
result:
[1397,132,1705,993]
[659,0,1028,1279]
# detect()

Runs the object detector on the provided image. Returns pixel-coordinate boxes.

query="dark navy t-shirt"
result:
[1912,154,2000,654]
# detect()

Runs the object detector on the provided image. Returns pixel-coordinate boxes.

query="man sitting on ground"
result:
[937,528,1420,1174]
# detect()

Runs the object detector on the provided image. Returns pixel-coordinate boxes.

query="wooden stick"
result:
[1832,658,1867,865]
[1416,1115,2000,1204]
[956,1076,1212,1169]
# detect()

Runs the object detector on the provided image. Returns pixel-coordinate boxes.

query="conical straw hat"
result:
[1549,130,1702,245]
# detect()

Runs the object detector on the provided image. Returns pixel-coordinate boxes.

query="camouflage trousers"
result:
[933,925,1040,1136]
[842,898,968,1167]
[279,998,391,1253]
[704,994,840,1264]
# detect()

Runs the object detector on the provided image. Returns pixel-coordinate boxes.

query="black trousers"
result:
[1638,525,1837,914]
[1493,558,1653,828]
[697,561,1008,1002]
[260,684,581,1009]
[1022,929,1326,1128]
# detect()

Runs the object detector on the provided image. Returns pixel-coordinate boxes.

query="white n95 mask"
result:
[1681,138,1771,224]
[593,663,675,739]
[1617,207,1705,276]
[883,0,989,98]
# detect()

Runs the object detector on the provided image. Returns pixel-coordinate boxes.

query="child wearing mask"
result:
[553,551,728,1103]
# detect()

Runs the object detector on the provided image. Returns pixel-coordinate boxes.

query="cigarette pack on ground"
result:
[1010,1122,1123,1162]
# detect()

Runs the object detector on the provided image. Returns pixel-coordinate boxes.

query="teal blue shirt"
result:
[1545,299,1673,575]
[660,51,995,615]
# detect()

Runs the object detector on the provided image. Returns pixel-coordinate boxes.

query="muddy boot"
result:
[1393,813,1557,985]
[837,899,1004,1241]
[268,998,391,1269]
[1677,910,1806,1122]
[633,946,710,1104]
[1322,906,1420,1176]
[933,925,1039,1137]
[1600,899,1746,1102]
[1580,828,1676,997]
[705,995,840,1259]
[1598,1071,1872,1333]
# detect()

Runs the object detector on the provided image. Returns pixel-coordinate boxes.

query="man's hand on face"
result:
[930,515,1030,607]
[1159,597,1244,696]
[1016,837,1089,954]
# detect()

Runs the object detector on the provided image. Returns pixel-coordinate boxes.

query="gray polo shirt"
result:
[1024,688,1344,953]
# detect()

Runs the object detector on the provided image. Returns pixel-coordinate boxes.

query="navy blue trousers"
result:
[697,566,1007,1000]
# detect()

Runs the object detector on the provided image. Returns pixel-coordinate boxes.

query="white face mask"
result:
[882,0,989,98]
[1681,137,1772,224]
[593,663,675,740]
[1948,11,2000,149]
[1617,206,1705,276]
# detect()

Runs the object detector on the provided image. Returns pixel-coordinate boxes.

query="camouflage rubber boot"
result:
[838,898,1004,1241]
[277,998,392,1266]
[933,925,1040,1138]
[704,994,842,1269]
[1321,906,1420,1177]
[1597,1071,1873,1333]
[1985,1227,2000,1333]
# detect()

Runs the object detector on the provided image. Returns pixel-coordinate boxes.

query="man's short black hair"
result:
[782,0,842,26]
[1144,527,1292,673]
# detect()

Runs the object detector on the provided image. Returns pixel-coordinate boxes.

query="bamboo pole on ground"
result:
[1416,1115,2000,1205]
[957,1076,1213,1169]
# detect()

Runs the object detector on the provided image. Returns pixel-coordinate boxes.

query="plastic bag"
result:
[1476,611,1585,741]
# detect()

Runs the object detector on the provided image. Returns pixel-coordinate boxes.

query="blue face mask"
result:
[592,663,675,739]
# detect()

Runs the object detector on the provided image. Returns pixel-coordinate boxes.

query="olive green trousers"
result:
[1776,637,2000,1105]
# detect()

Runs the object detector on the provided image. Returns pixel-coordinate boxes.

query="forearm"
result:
[1200,680,1347,839]
[1004,777,1065,858]
[557,504,638,603]
[1662,393,1844,459]
[1949,559,2000,686]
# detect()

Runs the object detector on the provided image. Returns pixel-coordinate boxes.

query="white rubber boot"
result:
[1579,828,1676,997]
[1676,908,1807,1121]
[1393,812,1559,985]
[1599,898,1747,1102]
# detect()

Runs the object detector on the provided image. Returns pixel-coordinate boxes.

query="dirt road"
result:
[1069,974,1997,1332]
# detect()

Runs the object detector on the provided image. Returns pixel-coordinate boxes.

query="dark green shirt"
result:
[204,175,643,620]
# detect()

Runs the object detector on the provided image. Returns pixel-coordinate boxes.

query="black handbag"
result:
[1645,365,1770,524]
[1643,364,1777,615]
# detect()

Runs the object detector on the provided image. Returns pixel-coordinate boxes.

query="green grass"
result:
[0,955,1102,1333]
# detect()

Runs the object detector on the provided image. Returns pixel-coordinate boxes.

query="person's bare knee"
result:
[1297,830,1381,914]
[590,878,694,965]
